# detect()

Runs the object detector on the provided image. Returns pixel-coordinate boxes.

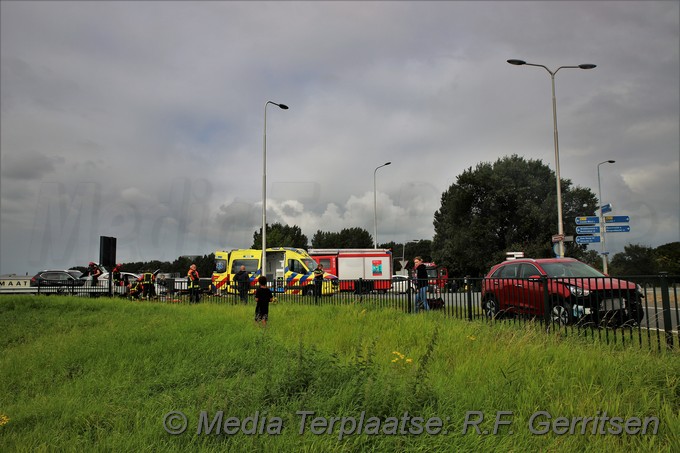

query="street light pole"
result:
[598,160,615,274]
[507,59,596,258]
[262,100,288,280]
[373,162,391,248]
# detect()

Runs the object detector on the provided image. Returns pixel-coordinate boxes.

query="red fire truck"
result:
[308,248,393,292]
[421,261,449,293]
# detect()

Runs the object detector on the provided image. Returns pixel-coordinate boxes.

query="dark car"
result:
[481,258,644,327]
[30,269,86,288]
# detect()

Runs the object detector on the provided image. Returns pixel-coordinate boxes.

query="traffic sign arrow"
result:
[575,216,599,225]
[605,215,630,223]
[600,203,612,214]
[605,225,631,233]
[576,226,600,234]
[575,235,601,244]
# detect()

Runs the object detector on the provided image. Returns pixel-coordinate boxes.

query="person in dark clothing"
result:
[138,270,156,300]
[87,262,102,287]
[313,263,324,298]
[254,276,272,327]
[413,256,430,313]
[234,265,250,303]
[111,263,122,287]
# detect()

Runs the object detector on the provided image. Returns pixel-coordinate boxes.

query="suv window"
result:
[519,264,541,278]
[499,263,520,278]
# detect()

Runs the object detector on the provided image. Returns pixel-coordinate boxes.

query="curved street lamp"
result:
[373,162,391,248]
[262,101,288,280]
[507,59,596,258]
[598,160,616,274]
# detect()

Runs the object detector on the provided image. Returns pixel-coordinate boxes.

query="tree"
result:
[432,155,598,277]
[311,227,373,248]
[654,242,680,276]
[609,244,658,276]
[381,239,433,272]
[251,223,308,249]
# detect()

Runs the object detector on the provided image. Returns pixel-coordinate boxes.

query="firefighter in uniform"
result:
[112,263,122,287]
[139,270,156,300]
[187,264,200,303]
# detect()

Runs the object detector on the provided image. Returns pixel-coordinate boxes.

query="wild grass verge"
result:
[1,296,678,452]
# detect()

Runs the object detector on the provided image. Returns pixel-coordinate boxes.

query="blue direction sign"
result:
[576,225,601,234]
[600,203,612,214]
[606,225,631,233]
[605,215,630,223]
[575,216,599,225]
[575,235,601,244]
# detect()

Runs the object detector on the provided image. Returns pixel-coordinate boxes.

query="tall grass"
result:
[1,296,678,452]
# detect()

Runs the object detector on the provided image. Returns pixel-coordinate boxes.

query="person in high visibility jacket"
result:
[187,264,200,303]
[138,271,156,300]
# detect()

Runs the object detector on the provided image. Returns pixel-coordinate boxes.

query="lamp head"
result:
[278,103,289,110]
[385,161,392,166]
[579,64,597,70]
[507,59,526,66]
[607,160,615,163]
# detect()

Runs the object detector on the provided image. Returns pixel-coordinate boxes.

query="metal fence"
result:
[26,274,679,351]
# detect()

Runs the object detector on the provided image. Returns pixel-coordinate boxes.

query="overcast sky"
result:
[1,1,678,275]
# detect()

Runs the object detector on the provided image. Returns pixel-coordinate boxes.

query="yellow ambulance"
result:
[212,247,339,296]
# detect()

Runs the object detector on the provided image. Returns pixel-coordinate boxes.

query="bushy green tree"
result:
[609,244,659,276]
[432,155,597,277]
[311,227,373,248]
[251,223,308,249]
[380,240,432,272]
[654,242,680,275]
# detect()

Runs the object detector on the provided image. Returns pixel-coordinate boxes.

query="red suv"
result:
[481,258,644,327]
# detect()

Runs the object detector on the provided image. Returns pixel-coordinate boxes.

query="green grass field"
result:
[1,295,678,452]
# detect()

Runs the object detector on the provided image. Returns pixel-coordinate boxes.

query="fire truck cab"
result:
[422,262,448,293]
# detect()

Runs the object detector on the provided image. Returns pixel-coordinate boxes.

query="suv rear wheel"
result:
[482,296,499,319]
[551,300,573,326]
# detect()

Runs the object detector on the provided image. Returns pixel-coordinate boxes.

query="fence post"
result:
[407,281,412,313]
[659,272,674,350]
[465,275,473,321]
[542,275,550,329]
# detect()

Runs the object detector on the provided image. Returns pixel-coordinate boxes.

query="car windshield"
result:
[67,270,83,279]
[540,261,604,278]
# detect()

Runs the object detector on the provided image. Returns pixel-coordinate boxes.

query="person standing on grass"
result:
[413,256,430,313]
[254,276,272,327]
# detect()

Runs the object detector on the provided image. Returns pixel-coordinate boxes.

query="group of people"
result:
[83,256,426,326]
